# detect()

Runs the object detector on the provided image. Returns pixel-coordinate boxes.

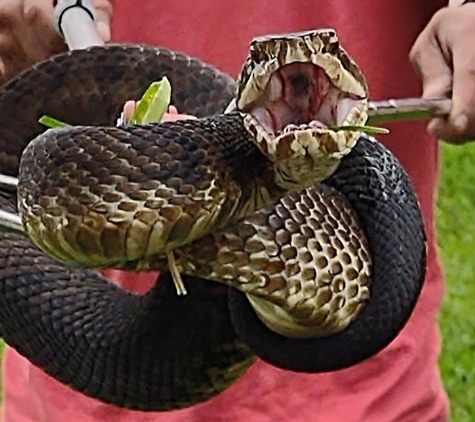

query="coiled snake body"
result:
[0,30,426,410]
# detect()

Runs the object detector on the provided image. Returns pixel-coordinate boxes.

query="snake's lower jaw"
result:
[242,112,367,191]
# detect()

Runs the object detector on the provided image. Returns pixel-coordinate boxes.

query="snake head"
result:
[226,29,369,190]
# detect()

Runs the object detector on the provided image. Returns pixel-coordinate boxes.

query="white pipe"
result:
[0,173,18,188]
[0,209,25,236]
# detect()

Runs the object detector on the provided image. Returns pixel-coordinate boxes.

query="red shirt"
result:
[1,1,450,421]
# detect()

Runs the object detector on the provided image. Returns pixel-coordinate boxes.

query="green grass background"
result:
[436,141,475,422]
[0,142,475,419]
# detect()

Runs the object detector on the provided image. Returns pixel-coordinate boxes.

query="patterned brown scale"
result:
[173,183,371,338]
[19,114,285,268]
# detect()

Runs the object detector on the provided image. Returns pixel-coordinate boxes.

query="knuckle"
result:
[408,45,420,64]
[25,3,53,24]
[432,7,451,24]
[408,39,425,67]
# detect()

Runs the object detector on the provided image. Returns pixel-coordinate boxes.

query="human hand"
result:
[122,101,196,123]
[410,4,475,143]
[0,0,113,84]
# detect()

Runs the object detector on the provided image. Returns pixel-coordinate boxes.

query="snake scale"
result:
[0,30,426,410]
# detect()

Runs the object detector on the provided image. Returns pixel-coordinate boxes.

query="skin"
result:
[0,0,112,84]
[410,3,475,143]
[122,101,195,122]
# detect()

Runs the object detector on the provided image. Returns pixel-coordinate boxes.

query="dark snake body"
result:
[0,45,426,410]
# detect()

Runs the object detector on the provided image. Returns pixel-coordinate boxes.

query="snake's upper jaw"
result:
[230,29,369,190]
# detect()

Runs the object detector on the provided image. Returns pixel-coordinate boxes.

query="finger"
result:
[0,1,23,58]
[0,33,31,80]
[122,100,136,120]
[96,20,110,42]
[0,0,63,81]
[410,33,453,99]
[161,112,197,122]
[0,0,21,31]
[0,58,6,84]
[410,24,459,141]
[168,105,178,114]
[426,34,475,142]
[94,0,113,42]
[448,41,475,131]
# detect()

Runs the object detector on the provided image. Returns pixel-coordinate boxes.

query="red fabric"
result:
[1,1,450,421]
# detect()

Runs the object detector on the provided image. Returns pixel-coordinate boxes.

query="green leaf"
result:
[129,77,172,124]
[330,124,390,134]
[38,115,71,129]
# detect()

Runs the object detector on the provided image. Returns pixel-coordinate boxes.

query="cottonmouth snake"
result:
[0,30,426,410]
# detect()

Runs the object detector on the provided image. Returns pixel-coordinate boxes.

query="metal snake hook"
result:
[0,175,23,235]
[367,97,452,123]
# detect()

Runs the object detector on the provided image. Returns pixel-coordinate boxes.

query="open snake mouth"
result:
[243,62,364,136]
[227,30,370,188]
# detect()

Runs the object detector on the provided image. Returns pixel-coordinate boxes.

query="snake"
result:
[0,29,426,411]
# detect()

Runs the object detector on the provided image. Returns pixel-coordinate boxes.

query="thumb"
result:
[410,35,453,99]
[410,31,454,137]
[448,40,475,131]
[93,1,113,42]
